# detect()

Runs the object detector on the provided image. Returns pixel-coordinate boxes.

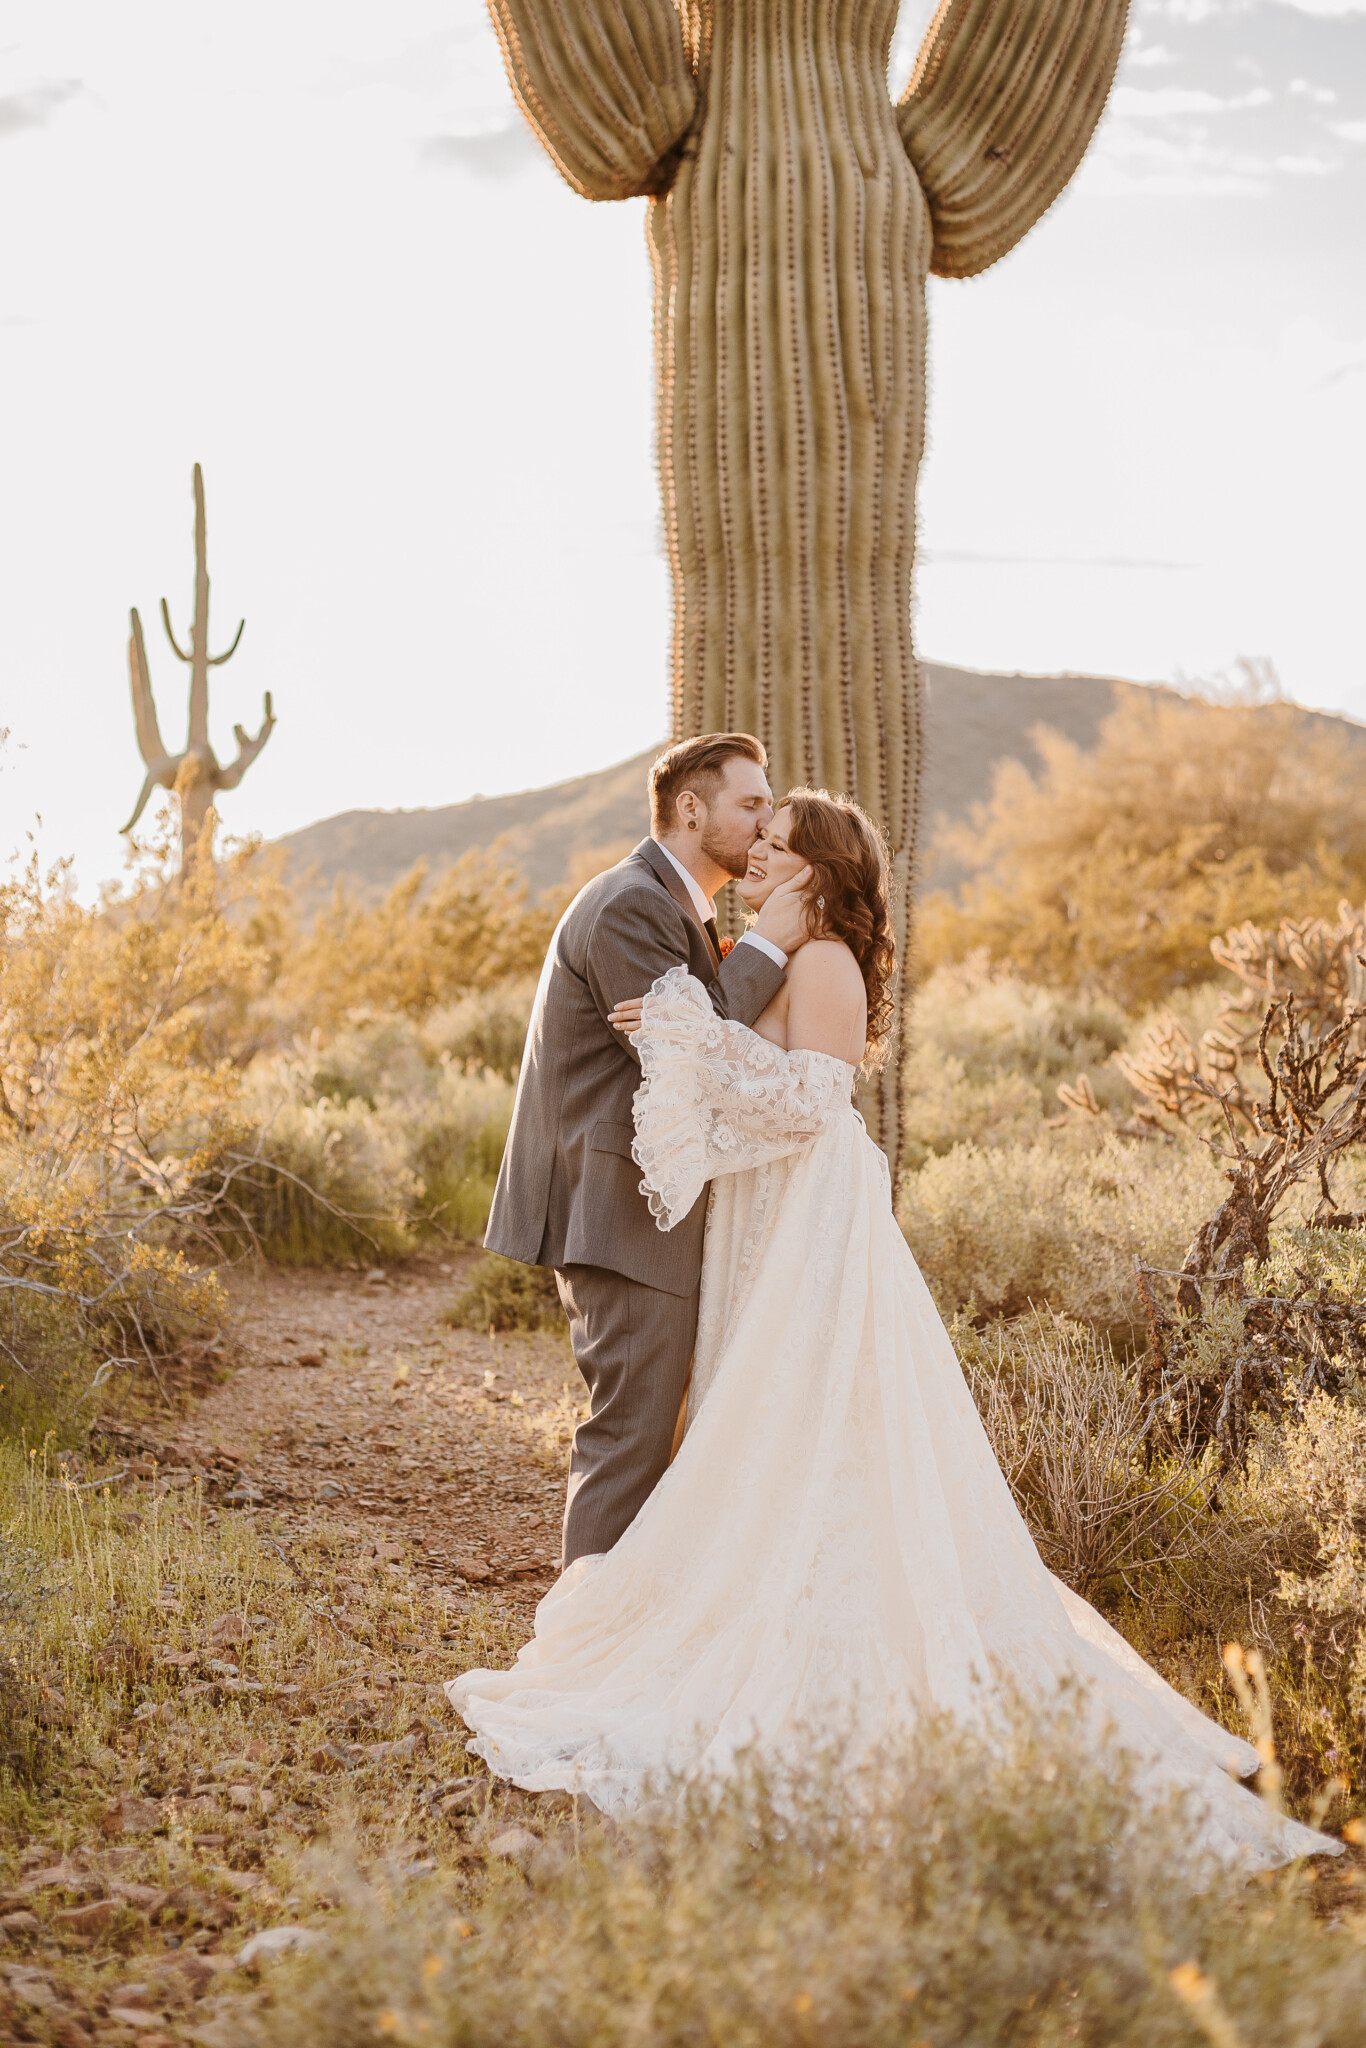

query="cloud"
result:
[923,550,1197,570]
[1086,126,1272,195]
[1111,83,1273,113]
[1096,2,1366,195]
[1146,0,1366,13]
[418,123,543,177]
[0,79,82,140]
[1315,356,1366,386]
[1276,1,1366,16]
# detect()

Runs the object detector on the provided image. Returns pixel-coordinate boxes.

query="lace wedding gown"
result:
[447,969,1335,1865]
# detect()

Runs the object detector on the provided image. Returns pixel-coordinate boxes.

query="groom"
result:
[486,733,812,1567]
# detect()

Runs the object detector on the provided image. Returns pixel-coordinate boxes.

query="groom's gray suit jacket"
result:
[486,838,785,1295]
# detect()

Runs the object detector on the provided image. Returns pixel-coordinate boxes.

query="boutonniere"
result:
[719,935,735,958]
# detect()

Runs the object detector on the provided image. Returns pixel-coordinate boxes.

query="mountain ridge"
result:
[275,665,1366,903]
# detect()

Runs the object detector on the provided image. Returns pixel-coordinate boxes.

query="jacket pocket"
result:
[589,1120,638,1161]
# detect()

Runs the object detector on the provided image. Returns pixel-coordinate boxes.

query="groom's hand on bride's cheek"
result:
[753,866,814,954]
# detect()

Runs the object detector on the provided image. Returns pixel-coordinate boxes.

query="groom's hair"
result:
[649,733,767,837]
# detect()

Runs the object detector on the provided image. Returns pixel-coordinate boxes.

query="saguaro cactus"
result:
[121,463,275,868]
[487,0,1129,1162]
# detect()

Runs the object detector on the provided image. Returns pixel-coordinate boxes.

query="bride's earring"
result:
[816,896,825,910]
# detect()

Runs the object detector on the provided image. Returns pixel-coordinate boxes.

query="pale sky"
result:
[2,0,1364,893]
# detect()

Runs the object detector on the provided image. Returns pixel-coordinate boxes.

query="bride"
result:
[447,789,1336,1866]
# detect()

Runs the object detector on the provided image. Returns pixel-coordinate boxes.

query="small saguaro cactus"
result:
[486,0,1129,1164]
[121,463,275,868]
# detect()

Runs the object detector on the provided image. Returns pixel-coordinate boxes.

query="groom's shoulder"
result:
[568,844,671,925]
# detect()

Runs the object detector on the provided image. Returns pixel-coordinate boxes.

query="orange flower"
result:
[719,935,735,958]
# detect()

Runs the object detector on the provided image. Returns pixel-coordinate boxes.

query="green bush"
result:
[425,980,537,1083]
[443,1254,564,1334]
[897,1130,1224,1333]
[230,1016,514,1262]
[903,957,1132,1165]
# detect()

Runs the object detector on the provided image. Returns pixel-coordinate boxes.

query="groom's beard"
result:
[701,825,758,884]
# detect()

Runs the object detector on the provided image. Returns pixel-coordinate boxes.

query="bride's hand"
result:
[608,996,645,1037]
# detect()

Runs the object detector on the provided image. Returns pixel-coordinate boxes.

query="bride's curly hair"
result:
[780,788,896,1063]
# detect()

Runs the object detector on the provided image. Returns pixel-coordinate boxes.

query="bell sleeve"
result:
[630,965,852,1231]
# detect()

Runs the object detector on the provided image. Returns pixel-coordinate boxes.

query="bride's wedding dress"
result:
[447,969,1335,1865]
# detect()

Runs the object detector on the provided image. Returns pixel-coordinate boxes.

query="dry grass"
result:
[2,1370,1363,2048]
[213,1700,1366,2048]
[954,1309,1232,1601]
[0,1438,525,2039]
[955,1300,1366,1807]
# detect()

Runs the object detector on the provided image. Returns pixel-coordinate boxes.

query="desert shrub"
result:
[898,1131,1224,1330]
[0,849,259,1423]
[444,1254,563,1334]
[953,1307,1355,1798]
[954,1310,1226,1602]
[1132,1224,1366,1482]
[425,980,537,1082]
[921,685,1366,1007]
[233,1020,514,1262]
[225,1094,420,1264]
[242,1698,1361,2048]
[1104,1428,1359,1804]
[903,956,1132,1165]
[270,851,552,1034]
[1274,1393,1366,1725]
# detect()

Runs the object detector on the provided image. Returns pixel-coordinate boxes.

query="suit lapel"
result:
[634,839,721,972]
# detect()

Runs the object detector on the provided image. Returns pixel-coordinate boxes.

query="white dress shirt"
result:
[657,841,787,969]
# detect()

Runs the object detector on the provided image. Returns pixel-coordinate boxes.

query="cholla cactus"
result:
[1130,981,1366,1470]
[1109,906,1366,1137]
[487,0,1129,1159]
[1059,901,1366,1469]
[122,464,275,870]
[1211,905,1366,1035]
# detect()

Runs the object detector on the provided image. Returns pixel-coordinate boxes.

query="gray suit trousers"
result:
[555,1262,699,1566]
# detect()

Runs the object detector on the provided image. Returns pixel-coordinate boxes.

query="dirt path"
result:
[111,1252,578,1630]
[0,1256,589,2045]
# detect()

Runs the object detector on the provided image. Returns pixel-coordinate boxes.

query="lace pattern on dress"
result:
[629,966,855,1232]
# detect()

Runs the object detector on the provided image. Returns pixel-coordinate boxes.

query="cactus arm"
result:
[123,604,185,836]
[122,607,181,831]
[212,693,275,792]
[896,0,1130,279]
[120,771,160,837]
[126,608,172,769]
[160,597,192,663]
[187,463,211,751]
[487,0,696,200]
[207,617,245,667]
